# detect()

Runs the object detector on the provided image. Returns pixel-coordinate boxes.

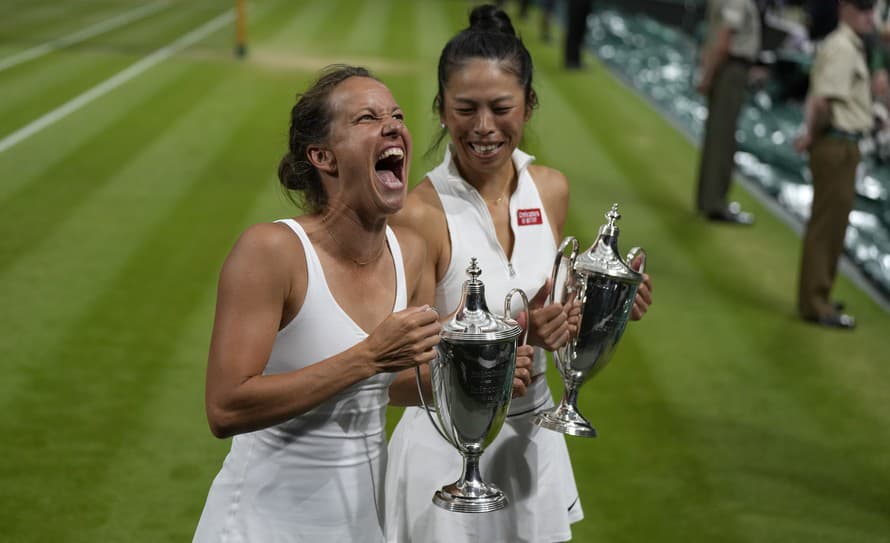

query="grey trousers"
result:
[696,59,750,214]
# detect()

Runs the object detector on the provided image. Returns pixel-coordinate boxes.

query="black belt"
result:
[826,127,866,142]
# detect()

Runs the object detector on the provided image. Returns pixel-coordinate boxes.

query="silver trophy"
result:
[534,204,646,438]
[415,258,528,513]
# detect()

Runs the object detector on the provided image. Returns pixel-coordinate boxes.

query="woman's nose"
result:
[383,119,402,136]
[474,111,493,134]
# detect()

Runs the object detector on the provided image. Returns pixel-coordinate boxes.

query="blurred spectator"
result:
[565,0,594,69]
[540,0,556,42]
[694,0,762,224]
[793,0,876,329]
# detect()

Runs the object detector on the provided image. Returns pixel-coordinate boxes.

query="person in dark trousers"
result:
[793,0,877,329]
[565,0,593,69]
[695,0,762,224]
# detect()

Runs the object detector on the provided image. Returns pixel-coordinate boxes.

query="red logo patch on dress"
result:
[517,208,543,226]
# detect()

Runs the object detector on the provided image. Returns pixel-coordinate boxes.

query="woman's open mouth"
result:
[375,147,405,188]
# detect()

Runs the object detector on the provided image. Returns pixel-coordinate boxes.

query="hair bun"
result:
[468,4,516,36]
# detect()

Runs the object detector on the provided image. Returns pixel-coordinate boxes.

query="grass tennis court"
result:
[1,1,888,541]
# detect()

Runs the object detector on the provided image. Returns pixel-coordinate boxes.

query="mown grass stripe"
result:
[0,62,233,406]
[340,0,389,55]
[550,341,750,542]
[263,0,345,54]
[0,1,129,44]
[0,8,234,154]
[0,68,285,541]
[87,1,231,55]
[0,1,168,72]
[0,60,209,204]
[0,62,238,279]
[0,48,135,133]
[0,2,228,134]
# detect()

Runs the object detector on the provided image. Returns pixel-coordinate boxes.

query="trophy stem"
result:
[533,382,598,438]
[432,451,508,513]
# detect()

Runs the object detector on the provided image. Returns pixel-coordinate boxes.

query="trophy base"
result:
[433,483,508,513]
[534,408,598,438]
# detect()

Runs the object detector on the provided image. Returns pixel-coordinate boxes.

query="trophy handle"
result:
[549,237,579,305]
[626,246,646,274]
[415,360,457,448]
[504,288,530,346]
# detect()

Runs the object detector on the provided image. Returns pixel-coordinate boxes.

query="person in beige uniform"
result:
[794,0,876,329]
[695,0,761,224]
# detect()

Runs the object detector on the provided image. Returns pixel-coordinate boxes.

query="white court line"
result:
[0,9,235,155]
[0,1,170,73]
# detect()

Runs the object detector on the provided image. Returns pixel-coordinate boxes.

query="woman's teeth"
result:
[471,143,499,154]
[377,147,404,160]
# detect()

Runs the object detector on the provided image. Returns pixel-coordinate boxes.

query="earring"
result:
[440,122,445,129]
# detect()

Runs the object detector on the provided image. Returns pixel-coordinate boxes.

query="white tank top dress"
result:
[385,147,583,543]
[194,220,406,543]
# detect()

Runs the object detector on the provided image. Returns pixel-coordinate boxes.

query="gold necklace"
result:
[323,221,387,266]
[482,176,514,205]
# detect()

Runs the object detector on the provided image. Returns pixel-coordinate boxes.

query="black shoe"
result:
[805,312,856,330]
[832,300,846,312]
[705,202,755,225]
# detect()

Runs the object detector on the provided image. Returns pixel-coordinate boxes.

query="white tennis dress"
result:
[385,147,583,543]
[193,219,405,543]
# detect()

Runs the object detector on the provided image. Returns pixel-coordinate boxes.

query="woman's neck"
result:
[455,155,518,205]
[316,206,388,267]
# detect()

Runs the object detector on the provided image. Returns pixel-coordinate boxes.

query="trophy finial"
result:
[466,257,482,283]
[605,203,621,226]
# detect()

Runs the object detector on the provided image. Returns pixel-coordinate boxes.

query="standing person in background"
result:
[793,0,877,330]
[695,0,761,224]
[565,0,594,69]
[192,65,445,542]
[385,5,652,542]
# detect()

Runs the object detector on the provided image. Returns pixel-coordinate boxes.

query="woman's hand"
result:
[512,344,534,398]
[629,254,652,321]
[522,279,571,351]
[364,306,441,373]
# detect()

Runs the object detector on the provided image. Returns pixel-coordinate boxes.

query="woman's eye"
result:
[359,114,376,121]
[393,113,404,121]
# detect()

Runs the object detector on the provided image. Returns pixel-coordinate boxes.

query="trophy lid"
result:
[441,258,523,343]
[574,204,644,284]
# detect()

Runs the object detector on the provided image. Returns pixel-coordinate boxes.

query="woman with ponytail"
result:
[193,65,443,542]
[385,5,652,542]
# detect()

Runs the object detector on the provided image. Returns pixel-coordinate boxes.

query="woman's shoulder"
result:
[224,221,306,279]
[215,220,308,317]
[527,164,569,201]
[236,221,304,255]
[391,178,445,230]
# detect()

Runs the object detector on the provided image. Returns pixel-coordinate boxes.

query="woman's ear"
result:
[524,91,537,122]
[307,145,337,175]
